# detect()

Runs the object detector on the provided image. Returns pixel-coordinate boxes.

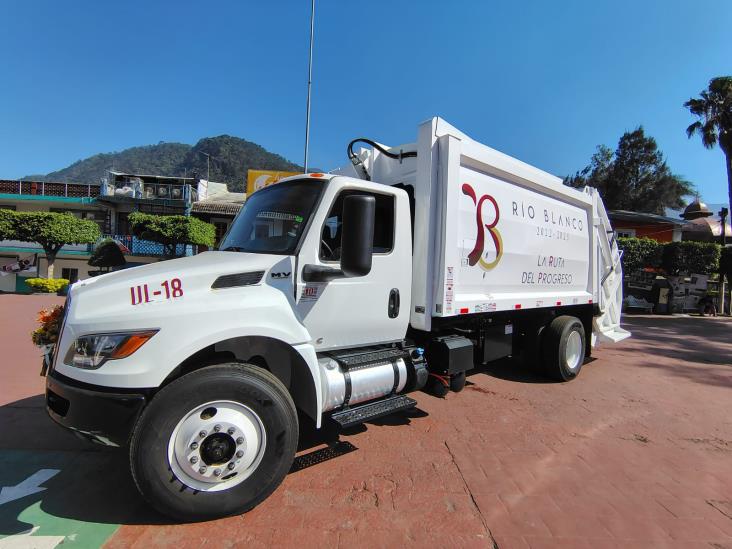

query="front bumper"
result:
[45,370,147,447]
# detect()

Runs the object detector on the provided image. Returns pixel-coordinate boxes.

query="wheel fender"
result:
[211,337,323,428]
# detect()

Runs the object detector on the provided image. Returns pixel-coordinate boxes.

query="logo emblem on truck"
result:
[461,183,503,271]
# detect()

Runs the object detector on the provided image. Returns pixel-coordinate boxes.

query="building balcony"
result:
[0,180,97,202]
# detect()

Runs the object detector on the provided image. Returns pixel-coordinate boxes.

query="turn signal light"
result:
[110,331,157,359]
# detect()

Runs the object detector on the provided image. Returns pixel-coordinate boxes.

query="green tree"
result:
[8,211,100,278]
[684,76,732,219]
[88,238,127,272]
[566,128,693,214]
[129,212,215,258]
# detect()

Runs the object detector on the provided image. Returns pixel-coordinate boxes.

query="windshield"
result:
[220,179,323,255]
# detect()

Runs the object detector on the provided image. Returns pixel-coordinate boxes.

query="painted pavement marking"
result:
[0,451,122,548]
[0,470,60,507]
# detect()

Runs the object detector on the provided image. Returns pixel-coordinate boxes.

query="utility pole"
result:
[720,207,728,315]
[303,0,315,173]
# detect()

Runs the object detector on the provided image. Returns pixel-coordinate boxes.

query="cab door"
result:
[295,178,411,352]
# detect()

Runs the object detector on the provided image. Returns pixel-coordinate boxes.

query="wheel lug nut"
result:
[214,424,221,432]
[228,462,236,470]
[199,466,207,474]
[236,450,244,458]
[190,456,198,464]
[199,430,207,438]
[190,442,198,450]
[214,468,222,477]
[227,427,235,435]
[236,437,244,445]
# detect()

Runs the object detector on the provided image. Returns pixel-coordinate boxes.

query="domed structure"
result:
[681,198,713,220]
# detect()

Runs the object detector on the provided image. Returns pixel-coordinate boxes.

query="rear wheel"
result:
[542,316,586,381]
[130,363,298,521]
[425,374,450,398]
[449,371,466,392]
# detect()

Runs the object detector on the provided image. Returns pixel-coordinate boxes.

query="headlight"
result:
[64,330,157,369]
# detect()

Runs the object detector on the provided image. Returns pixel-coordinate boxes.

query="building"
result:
[677,198,731,243]
[190,191,246,246]
[0,179,106,292]
[608,210,684,242]
[0,173,231,292]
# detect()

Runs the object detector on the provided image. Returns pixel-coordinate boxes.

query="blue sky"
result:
[1,0,730,203]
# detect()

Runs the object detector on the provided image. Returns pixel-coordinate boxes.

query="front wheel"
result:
[130,363,298,521]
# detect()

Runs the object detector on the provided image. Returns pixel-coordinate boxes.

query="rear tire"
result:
[130,363,298,521]
[426,375,449,398]
[542,316,586,381]
[449,371,466,392]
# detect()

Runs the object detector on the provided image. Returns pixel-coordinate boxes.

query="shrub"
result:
[617,237,723,276]
[661,241,720,275]
[617,237,662,273]
[25,278,70,293]
[0,209,13,240]
[89,238,126,269]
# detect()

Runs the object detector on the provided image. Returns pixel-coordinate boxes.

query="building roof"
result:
[683,216,732,237]
[191,192,246,216]
[608,210,685,226]
[681,198,713,220]
[666,202,727,219]
[108,170,199,183]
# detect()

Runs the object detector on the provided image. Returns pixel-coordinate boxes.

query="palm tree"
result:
[684,76,732,225]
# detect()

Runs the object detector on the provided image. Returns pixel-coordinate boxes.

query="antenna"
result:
[303,0,315,173]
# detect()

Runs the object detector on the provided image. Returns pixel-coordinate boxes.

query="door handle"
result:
[388,288,400,318]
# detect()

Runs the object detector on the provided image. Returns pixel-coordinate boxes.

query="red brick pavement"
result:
[1,294,731,548]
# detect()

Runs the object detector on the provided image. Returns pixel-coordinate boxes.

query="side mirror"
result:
[302,193,375,282]
[340,194,375,277]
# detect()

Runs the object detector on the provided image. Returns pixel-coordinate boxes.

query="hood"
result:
[76,251,283,290]
[68,251,292,324]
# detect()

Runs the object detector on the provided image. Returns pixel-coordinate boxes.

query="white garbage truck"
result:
[45,117,629,520]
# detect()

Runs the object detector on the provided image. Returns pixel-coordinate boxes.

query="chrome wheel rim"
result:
[565,330,583,371]
[168,400,266,492]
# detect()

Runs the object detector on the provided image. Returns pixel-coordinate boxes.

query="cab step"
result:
[330,394,417,429]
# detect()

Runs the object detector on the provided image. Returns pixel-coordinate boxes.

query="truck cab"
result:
[46,173,421,521]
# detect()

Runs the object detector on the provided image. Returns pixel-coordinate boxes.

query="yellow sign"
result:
[246,170,301,195]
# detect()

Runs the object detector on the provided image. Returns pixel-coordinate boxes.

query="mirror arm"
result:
[302,264,346,282]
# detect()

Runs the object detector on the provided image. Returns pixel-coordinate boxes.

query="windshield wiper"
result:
[221,246,245,252]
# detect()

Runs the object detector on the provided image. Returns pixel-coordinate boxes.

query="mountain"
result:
[27,136,303,192]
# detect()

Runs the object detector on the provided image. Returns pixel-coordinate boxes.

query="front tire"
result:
[542,316,586,381]
[130,363,298,521]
